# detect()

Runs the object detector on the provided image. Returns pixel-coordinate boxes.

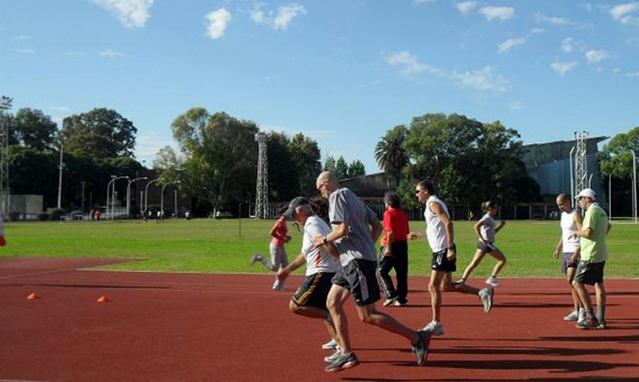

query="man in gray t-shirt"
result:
[313,171,430,372]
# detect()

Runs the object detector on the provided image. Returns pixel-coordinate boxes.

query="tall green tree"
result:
[348,160,366,177]
[597,127,639,216]
[335,156,349,179]
[165,109,258,211]
[403,113,539,207]
[324,155,336,172]
[375,125,409,183]
[61,108,137,159]
[289,133,322,195]
[12,108,58,151]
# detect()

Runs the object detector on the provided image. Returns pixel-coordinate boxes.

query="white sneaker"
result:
[272,279,284,290]
[421,321,444,336]
[485,276,500,287]
[383,297,397,307]
[322,338,338,350]
[563,310,579,321]
[577,309,586,324]
[324,347,341,363]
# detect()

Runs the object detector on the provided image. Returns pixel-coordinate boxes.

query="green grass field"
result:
[2,218,638,278]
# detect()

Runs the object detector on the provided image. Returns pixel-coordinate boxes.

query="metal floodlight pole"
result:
[109,175,128,219]
[144,179,159,213]
[126,176,148,218]
[106,175,117,219]
[160,180,180,219]
[57,144,65,209]
[569,147,575,198]
[632,151,637,224]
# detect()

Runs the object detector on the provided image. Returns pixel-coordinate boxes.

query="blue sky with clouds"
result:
[1,0,638,173]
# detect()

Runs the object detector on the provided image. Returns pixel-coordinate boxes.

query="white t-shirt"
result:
[561,209,580,253]
[302,215,341,275]
[478,213,496,243]
[424,195,450,253]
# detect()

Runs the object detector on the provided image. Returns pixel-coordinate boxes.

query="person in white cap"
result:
[572,188,611,330]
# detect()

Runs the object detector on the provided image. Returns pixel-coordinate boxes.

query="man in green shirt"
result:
[572,188,611,330]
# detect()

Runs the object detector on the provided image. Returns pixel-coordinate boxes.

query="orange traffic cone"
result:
[27,292,39,300]
[96,295,109,303]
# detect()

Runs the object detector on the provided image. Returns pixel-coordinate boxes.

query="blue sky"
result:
[1,0,638,173]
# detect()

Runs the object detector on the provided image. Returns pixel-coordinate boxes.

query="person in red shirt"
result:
[377,191,410,307]
[250,206,291,290]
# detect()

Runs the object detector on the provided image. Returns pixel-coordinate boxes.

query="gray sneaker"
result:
[421,321,444,336]
[325,352,359,372]
[322,338,338,350]
[479,288,494,313]
[412,330,431,366]
[324,348,341,363]
[249,253,263,265]
[563,310,579,321]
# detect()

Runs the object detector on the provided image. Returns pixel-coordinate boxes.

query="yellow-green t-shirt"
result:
[580,203,608,263]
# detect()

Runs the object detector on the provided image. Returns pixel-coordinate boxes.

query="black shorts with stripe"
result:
[292,272,336,310]
[574,260,605,285]
[431,244,457,273]
[332,259,381,306]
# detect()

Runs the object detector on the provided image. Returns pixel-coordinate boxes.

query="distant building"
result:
[521,136,608,203]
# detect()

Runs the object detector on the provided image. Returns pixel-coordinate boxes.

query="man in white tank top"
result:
[409,180,494,337]
[553,193,583,322]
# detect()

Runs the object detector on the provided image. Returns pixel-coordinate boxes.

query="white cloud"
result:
[206,8,232,39]
[12,35,30,42]
[452,66,508,92]
[533,13,572,25]
[585,49,609,64]
[509,101,525,111]
[48,106,70,113]
[414,0,437,5]
[479,6,514,21]
[385,51,443,76]
[610,3,639,26]
[88,0,154,29]
[561,37,574,52]
[100,48,124,58]
[251,3,307,31]
[498,37,526,54]
[627,71,639,77]
[15,48,35,54]
[530,28,545,34]
[551,61,578,76]
[456,1,477,15]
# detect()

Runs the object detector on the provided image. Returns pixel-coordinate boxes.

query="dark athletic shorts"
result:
[477,240,496,253]
[561,252,579,275]
[292,272,336,309]
[574,260,605,285]
[332,259,380,306]
[431,244,457,273]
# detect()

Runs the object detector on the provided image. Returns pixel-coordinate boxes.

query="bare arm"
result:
[314,222,349,248]
[370,217,383,244]
[277,253,306,283]
[432,202,456,260]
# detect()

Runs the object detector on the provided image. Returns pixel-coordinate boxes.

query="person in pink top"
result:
[251,206,291,290]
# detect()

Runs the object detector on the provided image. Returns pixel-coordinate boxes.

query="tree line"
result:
[1,103,637,218]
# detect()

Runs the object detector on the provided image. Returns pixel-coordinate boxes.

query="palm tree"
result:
[374,125,409,184]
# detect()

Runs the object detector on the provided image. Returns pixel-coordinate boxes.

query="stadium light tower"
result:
[0,96,12,215]
[574,131,588,199]
[255,132,269,219]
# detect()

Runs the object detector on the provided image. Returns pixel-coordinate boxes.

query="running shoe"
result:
[383,297,397,307]
[322,338,338,350]
[324,348,341,363]
[325,353,359,372]
[563,310,579,321]
[421,321,444,336]
[577,309,586,324]
[597,320,608,330]
[485,276,500,287]
[272,279,284,290]
[394,299,408,307]
[249,253,263,265]
[576,316,600,330]
[412,330,431,366]
[479,288,494,313]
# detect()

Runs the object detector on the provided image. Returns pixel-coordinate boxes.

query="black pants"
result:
[376,240,408,303]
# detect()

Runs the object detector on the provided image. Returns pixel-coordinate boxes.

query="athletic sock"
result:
[597,305,606,322]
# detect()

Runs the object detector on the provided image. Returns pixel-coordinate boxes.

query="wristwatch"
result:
[323,235,328,244]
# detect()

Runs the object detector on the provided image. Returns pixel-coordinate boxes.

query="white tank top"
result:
[561,210,580,253]
[425,195,450,252]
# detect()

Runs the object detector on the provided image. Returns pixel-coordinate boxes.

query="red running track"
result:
[0,257,638,382]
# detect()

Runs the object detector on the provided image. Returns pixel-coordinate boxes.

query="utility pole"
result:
[0,96,12,215]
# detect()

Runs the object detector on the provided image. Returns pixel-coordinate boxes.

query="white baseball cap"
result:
[576,188,597,201]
